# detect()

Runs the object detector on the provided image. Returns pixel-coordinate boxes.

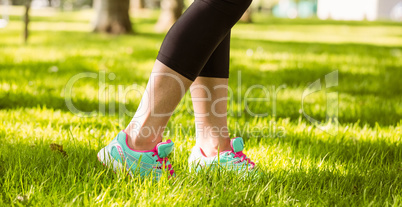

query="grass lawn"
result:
[1,7,402,206]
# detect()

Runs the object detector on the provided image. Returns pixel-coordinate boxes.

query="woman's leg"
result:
[125,61,192,150]
[190,31,231,157]
[190,77,231,157]
[188,36,256,168]
[157,0,252,81]
[198,32,231,79]
[124,0,251,150]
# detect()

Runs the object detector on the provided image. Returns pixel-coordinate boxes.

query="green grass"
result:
[1,7,402,206]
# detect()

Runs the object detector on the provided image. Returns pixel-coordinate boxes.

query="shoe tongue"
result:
[230,137,244,153]
[156,139,174,158]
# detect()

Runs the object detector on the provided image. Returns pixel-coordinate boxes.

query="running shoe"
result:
[97,131,175,180]
[188,137,255,172]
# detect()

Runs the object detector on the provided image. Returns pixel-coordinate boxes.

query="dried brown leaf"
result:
[49,143,68,157]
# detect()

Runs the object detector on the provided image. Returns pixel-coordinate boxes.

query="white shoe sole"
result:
[97,147,133,176]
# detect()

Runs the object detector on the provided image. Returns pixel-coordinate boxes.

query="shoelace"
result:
[152,153,175,176]
[233,151,255,168]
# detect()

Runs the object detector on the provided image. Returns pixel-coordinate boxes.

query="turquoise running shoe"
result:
[97,131,175,180]
[188,137,255,172]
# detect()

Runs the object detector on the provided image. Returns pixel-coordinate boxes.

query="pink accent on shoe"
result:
[199,147,208,157]
[152,150,174,176]
[122,130,159,152]
[121,130,175,176]
[156,139,172,148]
[230,137,255,169]
[233,151,255,168]
[116,145,125,160]
[138,139,175,176]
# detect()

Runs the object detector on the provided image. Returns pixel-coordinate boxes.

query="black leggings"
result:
[156,0,252,81]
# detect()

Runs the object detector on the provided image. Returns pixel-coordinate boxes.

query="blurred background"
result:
[1,0,401,36]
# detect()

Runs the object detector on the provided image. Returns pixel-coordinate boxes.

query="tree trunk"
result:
[240,8,252,23]
[23,0,31,43]
[93,0,133,34]
[154,0,183,32]
[131,0,145,10]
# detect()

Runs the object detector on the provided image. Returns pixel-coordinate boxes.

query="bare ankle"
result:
[198,139,231,157]
[126,133,156,151]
